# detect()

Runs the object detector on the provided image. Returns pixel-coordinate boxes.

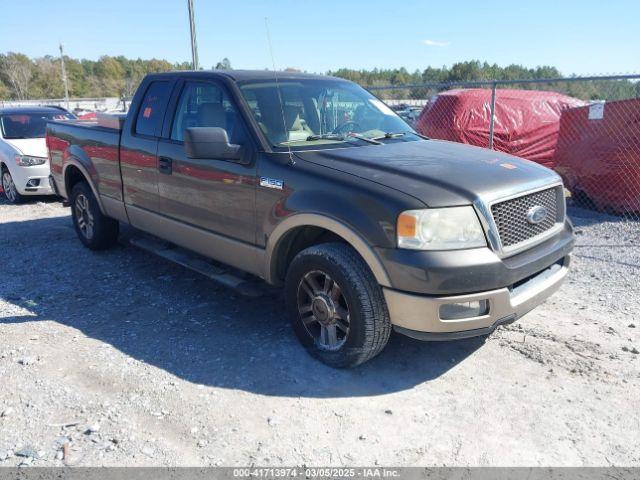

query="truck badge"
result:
[526,205,548,224]
[260,177,284,190]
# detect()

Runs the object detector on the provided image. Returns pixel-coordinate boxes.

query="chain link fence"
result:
[4,75,639,221]
[370,75,640,221]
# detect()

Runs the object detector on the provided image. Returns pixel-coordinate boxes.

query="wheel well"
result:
[65,165,86,196]
[273,226,348,283]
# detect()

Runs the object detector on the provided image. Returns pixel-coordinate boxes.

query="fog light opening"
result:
[440,300,489,320]
[26,179,40,188]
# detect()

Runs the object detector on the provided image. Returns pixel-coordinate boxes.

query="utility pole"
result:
[187,0,199,70]
[59,43,70,110]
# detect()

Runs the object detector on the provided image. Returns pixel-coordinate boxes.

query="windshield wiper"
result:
[306,134,346,142]
[278,133,346,145]
[279,132,382,146]
[346,132,382,145]
[371,132,407,140]
[307,132,381,145]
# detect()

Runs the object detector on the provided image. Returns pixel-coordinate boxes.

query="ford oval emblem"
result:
[526,205,548,224]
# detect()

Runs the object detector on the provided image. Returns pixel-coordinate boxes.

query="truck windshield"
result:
[0,111,75,139]
[238,79,417,150]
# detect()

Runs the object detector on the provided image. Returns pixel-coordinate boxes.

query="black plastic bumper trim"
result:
[393,314,517,342]
[49,175,60,195]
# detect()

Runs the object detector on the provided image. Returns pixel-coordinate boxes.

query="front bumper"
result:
[385,255,570,340]
[11,163,54,196]
[376,219,574,295]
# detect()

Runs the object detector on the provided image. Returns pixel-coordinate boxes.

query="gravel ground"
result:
[0,197,638,467]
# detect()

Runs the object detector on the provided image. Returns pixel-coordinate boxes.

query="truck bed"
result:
[46,119,123,202]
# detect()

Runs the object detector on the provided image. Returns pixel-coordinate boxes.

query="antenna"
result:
[264,17,295,166]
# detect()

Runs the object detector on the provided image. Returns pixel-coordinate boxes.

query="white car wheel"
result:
[1,170,22,204]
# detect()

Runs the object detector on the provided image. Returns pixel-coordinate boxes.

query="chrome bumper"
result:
[385,256,569,339]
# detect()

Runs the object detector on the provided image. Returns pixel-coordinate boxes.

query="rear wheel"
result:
[70,182,119,250]
[1,167,24,204]
[285,243,391,368]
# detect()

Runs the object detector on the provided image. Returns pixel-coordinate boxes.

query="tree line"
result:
[0,52,193,100]
[328,62,640,100]
[1,52,638,102]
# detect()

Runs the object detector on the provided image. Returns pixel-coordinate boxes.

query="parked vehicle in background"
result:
[73,109,98,120]
[391,104,423,126]
[415,89,586,169]
[555,98,640,214]
[47,71,574,368]
[0,106,75,203]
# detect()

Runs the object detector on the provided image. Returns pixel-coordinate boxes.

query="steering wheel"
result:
[332,121,361,135]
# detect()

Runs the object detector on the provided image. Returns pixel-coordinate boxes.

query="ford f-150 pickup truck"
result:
[46,70,574,368]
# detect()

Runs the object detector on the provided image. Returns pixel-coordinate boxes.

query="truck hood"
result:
[2,138,48,158]
[294,139,561,207]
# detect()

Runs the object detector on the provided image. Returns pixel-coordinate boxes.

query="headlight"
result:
[397,206,487,250]
[15,155,46,166]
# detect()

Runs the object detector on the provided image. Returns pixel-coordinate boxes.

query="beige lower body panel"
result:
[100,195,129,223]
[385,259,569,334]
[126,205,265,278]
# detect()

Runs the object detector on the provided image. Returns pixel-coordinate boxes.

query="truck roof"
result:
[146,69,347,83]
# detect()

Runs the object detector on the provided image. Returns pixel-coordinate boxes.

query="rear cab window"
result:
[135,81,172,137]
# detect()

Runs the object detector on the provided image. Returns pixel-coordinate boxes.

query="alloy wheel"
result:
[2,172,17,202]
[297,270,350,350]
[75,193,95,239]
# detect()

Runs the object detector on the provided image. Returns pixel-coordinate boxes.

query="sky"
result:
[2,0,639,75]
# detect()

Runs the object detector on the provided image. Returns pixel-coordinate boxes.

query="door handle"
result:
[158,156,172,174]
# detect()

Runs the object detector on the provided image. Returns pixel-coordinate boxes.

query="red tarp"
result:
[554,98,640,213]
[415,88,586,168]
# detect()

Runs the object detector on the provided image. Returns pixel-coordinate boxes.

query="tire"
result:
[70,182,119,250]
[285,242,392,368]
[1,167,24,204]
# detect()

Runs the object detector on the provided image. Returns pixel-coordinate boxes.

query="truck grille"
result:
[491,187,559,248]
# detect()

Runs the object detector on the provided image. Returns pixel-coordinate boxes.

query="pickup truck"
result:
[46,70,574,368]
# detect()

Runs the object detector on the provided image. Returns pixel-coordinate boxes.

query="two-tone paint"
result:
[46,70,574,339]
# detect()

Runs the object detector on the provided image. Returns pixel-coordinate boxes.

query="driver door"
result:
[156,80,256,244]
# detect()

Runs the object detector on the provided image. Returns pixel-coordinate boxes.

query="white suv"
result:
[0,107,75,203]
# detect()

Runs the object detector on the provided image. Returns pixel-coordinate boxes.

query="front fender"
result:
[264,213,392,287]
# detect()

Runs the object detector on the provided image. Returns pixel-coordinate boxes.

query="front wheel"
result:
[70,182,119,250]
[1,168,24,204]
[285,243,391,368]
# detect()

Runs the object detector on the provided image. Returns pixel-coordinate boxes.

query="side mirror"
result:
[184,127,244,162]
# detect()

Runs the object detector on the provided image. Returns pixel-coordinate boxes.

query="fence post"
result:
[489,82,497,149]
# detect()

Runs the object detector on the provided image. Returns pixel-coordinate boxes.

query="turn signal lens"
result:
[397,212,417,237]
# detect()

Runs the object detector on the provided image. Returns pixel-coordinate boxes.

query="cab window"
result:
[170,82,245,144]
[135,81,172,137]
